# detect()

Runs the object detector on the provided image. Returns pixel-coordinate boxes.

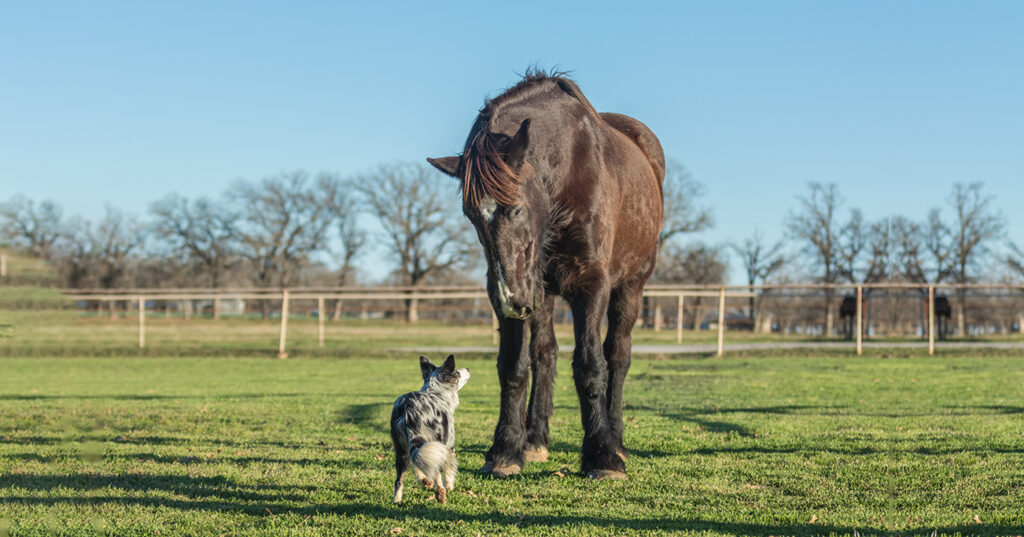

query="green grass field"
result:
[3,342,1024,536]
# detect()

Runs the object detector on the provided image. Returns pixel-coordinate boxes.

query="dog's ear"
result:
[442,354,456,373]
[420,356,436,381]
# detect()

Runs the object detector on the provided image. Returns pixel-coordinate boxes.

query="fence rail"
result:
[53,283,1024,358]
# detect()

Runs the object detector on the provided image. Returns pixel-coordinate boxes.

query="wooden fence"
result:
[61,283,1024,358]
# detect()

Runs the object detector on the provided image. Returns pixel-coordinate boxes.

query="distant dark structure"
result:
[933,295,952,339]
[838,295,861,340]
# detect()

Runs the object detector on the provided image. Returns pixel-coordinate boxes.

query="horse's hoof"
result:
[524,446,549,462]
[481,461,522,477]
[586,469,627,480]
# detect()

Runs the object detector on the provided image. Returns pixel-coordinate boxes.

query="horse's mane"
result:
[460,70,598,207]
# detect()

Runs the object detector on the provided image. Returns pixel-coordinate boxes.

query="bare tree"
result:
[336,182,366,287]
[922,208,954,283]
[150,194,238,287]
[51,216,93,288]
[944,182,1006,334]
[890,216,926,283]
[836,208,867,283]
[948,183,1005,284]
[0,195,65,258]
[785,183,844,334]
[730,230,785,324]
[331,181,366,320]
[659,159,713,249]
[91,205,145,289]
[1009,241,1024,280]
[655,242,727,329]
[354,162,476,322]
[230,171,341,291]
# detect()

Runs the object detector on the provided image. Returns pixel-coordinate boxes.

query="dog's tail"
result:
[410,440,456,488]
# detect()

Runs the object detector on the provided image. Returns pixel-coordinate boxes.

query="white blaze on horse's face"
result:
[494,262,524,319]
[479,197,497,223]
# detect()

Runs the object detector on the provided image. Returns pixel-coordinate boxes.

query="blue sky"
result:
[2,1,1022,283]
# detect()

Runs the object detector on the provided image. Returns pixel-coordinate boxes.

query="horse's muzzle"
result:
[501,302,532,320]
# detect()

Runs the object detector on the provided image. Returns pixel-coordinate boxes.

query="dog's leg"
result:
[444,453,457,491]
[393,453,408,504]
[526,295,557,463]
[434,483,447,504]
[414,467,434,489]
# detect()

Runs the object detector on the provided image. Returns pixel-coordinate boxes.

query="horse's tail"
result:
[600,112,666,187]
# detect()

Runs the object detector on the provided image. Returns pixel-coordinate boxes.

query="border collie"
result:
[390,355,469,504]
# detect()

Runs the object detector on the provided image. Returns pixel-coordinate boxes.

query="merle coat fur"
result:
[390,355,470,504]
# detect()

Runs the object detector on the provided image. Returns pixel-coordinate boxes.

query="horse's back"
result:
[599,113,666,185]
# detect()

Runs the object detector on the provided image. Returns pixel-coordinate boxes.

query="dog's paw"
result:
[434,486,447,504]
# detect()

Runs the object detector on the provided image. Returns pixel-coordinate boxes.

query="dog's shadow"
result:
[336,402,390,434]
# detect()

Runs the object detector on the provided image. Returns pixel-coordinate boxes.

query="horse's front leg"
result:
[571,285,626,479]
[482,316,529,477]
[525,294,558,462]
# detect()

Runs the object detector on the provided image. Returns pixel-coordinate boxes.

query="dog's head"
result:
[419,355,470,393]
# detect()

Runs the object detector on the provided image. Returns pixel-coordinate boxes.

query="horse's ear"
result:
[503,119,530,170]
[427,156,460,177]
[420,355,436,380]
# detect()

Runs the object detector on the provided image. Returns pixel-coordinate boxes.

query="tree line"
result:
[3,164,1021,312]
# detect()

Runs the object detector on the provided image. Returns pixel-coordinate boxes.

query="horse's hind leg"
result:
[604,284,642,462]
[482,317,530,477]
[525,295,558,462]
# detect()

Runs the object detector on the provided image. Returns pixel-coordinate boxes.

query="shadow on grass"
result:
[336,402,391,434]
[0,392,322,401]
[693,445,882,456]
[0,434,336,451]
[0,472,311,503]
[952,405,1024,415]
[106,452,365,469]
[3,495,1022,536]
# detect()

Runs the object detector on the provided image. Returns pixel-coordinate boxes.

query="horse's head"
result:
[428,119,545,320]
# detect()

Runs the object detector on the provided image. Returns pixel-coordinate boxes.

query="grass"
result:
[2,350,1024,536]
[1,306,1022,359]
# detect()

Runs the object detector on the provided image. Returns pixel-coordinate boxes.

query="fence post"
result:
[856,285,863,356]
[278,290,289,359]
[138,295,146,349]
[676,293,685,344]
[183,299,190,320]
[928,285,935,356]
[0,254,6,277]
[318,295,325,348]
[716,287,726,357]
[214,296,221,320]
[491,309,499,345]
[654,302,662,332]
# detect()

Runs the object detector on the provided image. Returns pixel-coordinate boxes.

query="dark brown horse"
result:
[428,72,664,479]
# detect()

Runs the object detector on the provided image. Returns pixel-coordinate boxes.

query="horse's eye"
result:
[510,206,524,219]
